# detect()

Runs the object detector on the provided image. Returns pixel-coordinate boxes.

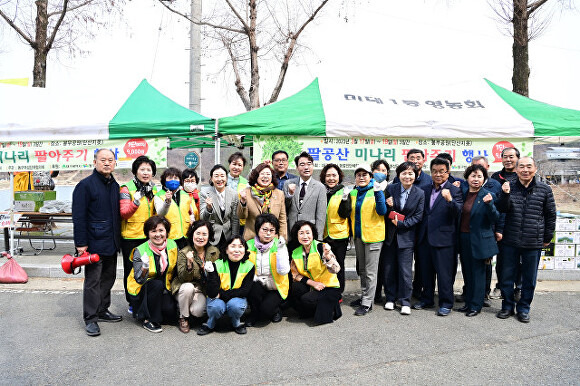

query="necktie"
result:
[299,182,306,204]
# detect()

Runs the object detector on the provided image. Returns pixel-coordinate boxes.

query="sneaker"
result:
[142,321,162,333]
[197,323,213,336]
[490,288,502,299]
[127,306,133,315]
[483,298,492,307]
[234,324,247,335]
[354,305,372,316]
[384,302,395,311]
[400,306,411,315]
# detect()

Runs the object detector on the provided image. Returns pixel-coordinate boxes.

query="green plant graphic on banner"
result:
[259,136,304,162]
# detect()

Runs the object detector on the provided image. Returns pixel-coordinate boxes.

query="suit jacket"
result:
[416,180,463,247]
[460,186,499,259]
[200,186,240,246]
[283,178,327,238]
[385,183,425,248]
[237,187,287,241]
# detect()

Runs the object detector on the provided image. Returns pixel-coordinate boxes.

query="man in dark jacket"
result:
[73,149,122,336]
[495,156,556,323]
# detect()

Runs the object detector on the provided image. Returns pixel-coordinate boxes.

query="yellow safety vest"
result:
[121,180,158,239]
[324,189,349,239]
[350,189,385,243]
[247,238,289,299]
[215,258,254,291]
[155,189,192,240]
[127,239,178,296]
[291,240,339,288]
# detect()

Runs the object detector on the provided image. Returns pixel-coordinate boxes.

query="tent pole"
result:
[214,119,220,164]
[9,172,15,256]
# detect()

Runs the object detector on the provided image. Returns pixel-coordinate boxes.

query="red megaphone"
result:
[61,251,100,274]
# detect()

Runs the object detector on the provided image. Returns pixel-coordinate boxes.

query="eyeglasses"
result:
[273,159,288,163]
[260,228,276,234]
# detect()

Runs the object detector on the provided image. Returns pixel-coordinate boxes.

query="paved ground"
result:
[0,278,579,385]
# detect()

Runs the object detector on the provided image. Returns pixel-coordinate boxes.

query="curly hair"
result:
[247,162,279,188]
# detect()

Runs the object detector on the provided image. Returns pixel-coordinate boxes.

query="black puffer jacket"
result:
[495,178,556,249]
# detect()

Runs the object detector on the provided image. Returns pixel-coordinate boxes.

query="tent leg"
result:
[214,119,220,164]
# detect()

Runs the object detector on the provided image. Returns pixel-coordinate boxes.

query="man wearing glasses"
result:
[414,157,463,316]
[271,150,297,190]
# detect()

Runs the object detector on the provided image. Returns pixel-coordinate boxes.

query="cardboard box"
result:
[555,232,575,244]
[576,245,580,257]
[14,201,36,211]
[556,218,577,231]
[574,233,580,245]
[554,257,575,270]
[538,255,554,270]
[554,244,576,257]
[14,191,57,202]
[576,257,580,270]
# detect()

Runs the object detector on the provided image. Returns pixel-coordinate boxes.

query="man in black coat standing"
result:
[495,156,556,323]
[73,148,122,336]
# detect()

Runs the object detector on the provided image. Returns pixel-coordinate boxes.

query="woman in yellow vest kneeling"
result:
[197,236,255,336]
[289,220,342,325]
[127,216,178,333]
[245,213,290,327]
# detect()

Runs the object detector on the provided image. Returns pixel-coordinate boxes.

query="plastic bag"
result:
[0,253,29,284]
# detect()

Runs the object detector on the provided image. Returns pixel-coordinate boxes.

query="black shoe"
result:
[142,321,162,333]
[455,305,469,312]
[85,322,100,337]
[517,312,530,323]
[354,305,372,316]
[197,323,213,336]
[271,311,282,323]
[349,298,362,307]
[412,302,434,310]
[465,310,480,317]
[483,299,492,307]
[496,309,515,319]
[98,310,123,323]
[234,324,247,334]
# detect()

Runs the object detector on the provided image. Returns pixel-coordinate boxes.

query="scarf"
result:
[133,177,155,200]
[148,240,168,273]
[254,236,274,253]
[251,183,274,213]
[355,179,374,194]
[326,183,344,202]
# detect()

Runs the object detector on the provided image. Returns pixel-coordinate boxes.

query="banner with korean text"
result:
[0,137,167,172]
[253,136,532,172]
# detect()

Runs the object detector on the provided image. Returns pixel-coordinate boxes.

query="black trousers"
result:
[121,238,144,303]
[247,282,283,322]
[83,254,118,324]
[324,237,348,293]
[130,279,177,324]
[291,281,342,325]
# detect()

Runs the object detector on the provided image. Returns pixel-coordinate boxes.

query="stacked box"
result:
[552,216,580,270]
[555,244,576,257]
[539,255,554,270]
[554,257,575,270]
[555,232,575,244]
[556,218,576,231]
[13,190,57,212]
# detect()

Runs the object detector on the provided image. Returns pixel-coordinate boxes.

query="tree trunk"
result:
[248,0,260,110]
[32,0,48,87]
[512,0,530,97]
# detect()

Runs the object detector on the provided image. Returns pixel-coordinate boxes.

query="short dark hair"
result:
[187,220,215,247]
[371,159,390,181]
[182,168,198,182]
[254,213,280,235]
[290,220,318,244]
[294,151,313,166]
[319,163,344,185]
[132,156,157,177]
[272,150,289,161]
[143,215,171,239]
[209,164,228,186]
[228,152,247,167]
[395,161,418,178]
[247,163,279,188]
[220,236,250,262]
[436,152,453,166]
[501,147,520,159]
[463,164,488,181]
[160,167,182,188]
[430,157,449,171]
[407,149,424,159]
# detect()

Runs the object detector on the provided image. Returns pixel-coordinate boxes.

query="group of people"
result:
[72,145,556,337]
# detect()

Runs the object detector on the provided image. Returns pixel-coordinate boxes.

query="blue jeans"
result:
[206,297,247,329]
[500,245,541,314]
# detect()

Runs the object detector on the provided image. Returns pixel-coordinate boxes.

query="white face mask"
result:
[184,182,197,193]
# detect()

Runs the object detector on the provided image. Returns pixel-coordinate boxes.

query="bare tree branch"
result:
[46,0,70,51]
[223,35,251,111]
[156,0,246,34]
[0,7,33,44]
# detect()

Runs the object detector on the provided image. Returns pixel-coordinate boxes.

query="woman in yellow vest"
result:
[120,156,158,314]
[289,220,342,325]
[182,168,201,216]
[320,163,350,296]
[197,236,255,336]
[245,213,290,327]
[170,220,220,334]
[339,164,388,317]
[127,216,178,333]
[155,167,194,250]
